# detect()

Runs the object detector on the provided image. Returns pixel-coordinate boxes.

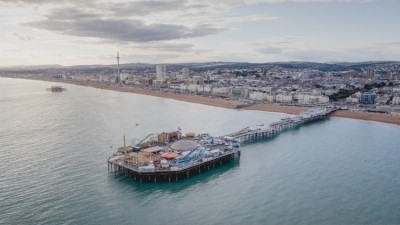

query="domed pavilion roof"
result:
[169,139,200,152]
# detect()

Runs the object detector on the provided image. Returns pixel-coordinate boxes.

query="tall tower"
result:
[117,52,121,86]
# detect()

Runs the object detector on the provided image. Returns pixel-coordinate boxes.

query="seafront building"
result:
[360,92,377,104]
[393,96,400,105]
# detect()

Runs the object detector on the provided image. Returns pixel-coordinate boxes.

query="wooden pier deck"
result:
[108,149,240,182]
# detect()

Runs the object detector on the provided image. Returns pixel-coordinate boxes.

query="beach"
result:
[331,110,400,125]
[22,77,400,125]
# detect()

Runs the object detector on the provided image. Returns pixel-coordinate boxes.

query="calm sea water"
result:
[1,77,400,225]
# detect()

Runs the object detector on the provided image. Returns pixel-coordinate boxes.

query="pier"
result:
[224,107,338,144]
[108,149,239,183]
[108,107,337,182]
[46,86,67,92]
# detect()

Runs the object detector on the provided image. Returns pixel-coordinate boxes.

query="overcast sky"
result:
[0,0,399,66]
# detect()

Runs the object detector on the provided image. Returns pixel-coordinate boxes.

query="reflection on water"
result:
[109,161,240,194]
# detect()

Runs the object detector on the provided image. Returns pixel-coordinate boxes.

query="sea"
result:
[1,77,400,225]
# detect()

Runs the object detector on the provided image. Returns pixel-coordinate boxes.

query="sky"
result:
[0,0,399,66]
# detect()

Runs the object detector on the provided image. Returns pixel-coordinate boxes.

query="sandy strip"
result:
[240,103,309,115]
[20,78,400,125]
[331,110,400,125]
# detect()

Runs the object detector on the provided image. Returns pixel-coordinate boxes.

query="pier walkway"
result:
[223,107,338,143]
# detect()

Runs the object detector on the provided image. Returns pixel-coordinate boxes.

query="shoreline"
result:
[6,77,400,125]
[331,110,400,125]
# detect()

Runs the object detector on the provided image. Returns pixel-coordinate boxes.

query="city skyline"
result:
[1,0,399,66]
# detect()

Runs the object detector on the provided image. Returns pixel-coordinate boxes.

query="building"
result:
[182,68,190,79]
[346,96,359,104]
[156,65,167,81]
[212,86,230,95]
[265,94,276,103]
[275,93,293,103]
[295,94,329,105]
[392,96,400,105]
[249,91,268,101]
[360,92,376,104]
[229,86,249,98]
[376,94,390,105]
[367,68,374,79]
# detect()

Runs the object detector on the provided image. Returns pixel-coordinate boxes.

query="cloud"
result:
[0,0,373,4]
[201,0,374,4]
[0,0,57,3]
[221,15,280,25]
[13,32,34,41]
[373,41,400,47]
[189,0,376,8]
[274,46,399,62]
[0,0,82,6]
[16,0,227,43]
[136,43,194,52]
[103,0,190,16]
[26,17,223,42]
[46,7,101,20]
[256,47,283,54]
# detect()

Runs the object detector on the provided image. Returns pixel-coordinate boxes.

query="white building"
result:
[266,94,276,103]
[212,87,230,95]
[179,84,188,91]
[296,94,329,105]
[156,65,167,81]
[346,96,359,104]
[376,94,390,105]
[203,85,212,93]
[393,87,400,93]
[392,96,400,105]
[187,84,199,92]
[249,91,268,101]
[260,86,272,92]
[275,93,293,103]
